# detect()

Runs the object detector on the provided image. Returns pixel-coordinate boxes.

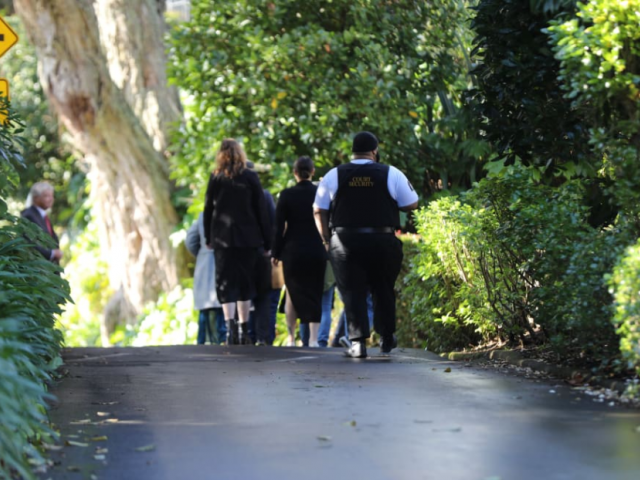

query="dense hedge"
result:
[611,241,640,388]
[396,169,633,374]
[0,105,70,478]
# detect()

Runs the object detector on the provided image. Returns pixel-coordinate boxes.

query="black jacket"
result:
[204,169,272,250]
[272,180,325,260]
[20,205,59,261]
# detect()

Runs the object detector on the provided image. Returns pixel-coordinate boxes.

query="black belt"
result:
[332,227,395,234]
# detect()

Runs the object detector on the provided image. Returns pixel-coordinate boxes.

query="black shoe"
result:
[379,334,397,355]
[226,320,239,345]
[239,322,252,345]
[344,340,367,359]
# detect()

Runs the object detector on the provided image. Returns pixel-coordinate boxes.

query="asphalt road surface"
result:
[43,345,640,480]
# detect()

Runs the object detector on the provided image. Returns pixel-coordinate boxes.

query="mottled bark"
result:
[15,0,181,337]
[95,0,181,153]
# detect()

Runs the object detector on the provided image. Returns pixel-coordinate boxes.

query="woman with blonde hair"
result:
[204,139,272,345]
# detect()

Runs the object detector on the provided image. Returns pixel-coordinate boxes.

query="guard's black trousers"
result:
[329,231,403,341]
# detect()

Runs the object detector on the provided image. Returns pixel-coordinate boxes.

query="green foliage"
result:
[610,239,640,381]
[56,220,108,347]
[111,286,198,347]
[0,100,69,477]
[548,0,640,218]
[470,0,597,177]
[169,0,482,204]
[395,234,481,352]
[0,16,87,230]
[405,169,626,367]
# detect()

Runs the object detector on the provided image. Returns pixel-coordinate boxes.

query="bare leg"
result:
[309,322,320,347]
[222,302,236,321]
[285,291,297,346]
[236,300,251,324]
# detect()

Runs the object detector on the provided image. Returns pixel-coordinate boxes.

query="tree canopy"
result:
[169,0,483,201]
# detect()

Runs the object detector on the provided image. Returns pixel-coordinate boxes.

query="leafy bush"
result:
[395,233,481,352]
[548,0,640,218]
[55,219,108,347]
[470,0,594,176]
[610,241,640,378]
[0,104,70,477]
[110,286,198,347]
[404,168,626,366]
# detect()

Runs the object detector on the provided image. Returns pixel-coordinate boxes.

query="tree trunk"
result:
[95,0,181,153]
[15,0,182,338]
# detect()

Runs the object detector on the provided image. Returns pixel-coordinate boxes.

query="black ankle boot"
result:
[226,319,239,345]
[239,322,252,345]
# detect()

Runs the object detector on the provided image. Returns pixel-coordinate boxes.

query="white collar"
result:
[35,206,48,218]
[351,159,374,164]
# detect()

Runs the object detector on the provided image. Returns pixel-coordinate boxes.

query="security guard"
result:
[313,132,418,358]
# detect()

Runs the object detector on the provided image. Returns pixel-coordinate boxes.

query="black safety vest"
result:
[329,163,400,228]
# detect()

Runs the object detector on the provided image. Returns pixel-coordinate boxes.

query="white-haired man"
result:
[21,182,63,263]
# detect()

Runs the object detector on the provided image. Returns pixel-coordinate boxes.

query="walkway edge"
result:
[443,349,628,394]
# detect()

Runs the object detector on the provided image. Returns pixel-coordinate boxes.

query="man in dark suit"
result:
[21,182,63,264]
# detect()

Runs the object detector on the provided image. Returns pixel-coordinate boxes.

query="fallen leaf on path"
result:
[96,412,111,417]
[67,466,81,472]
[314,385,327,388]
[42,443,63,451]
[66,441,90,448]
[91,436,108,442]
[105,418,119,423]
[92,401,119,406]
[342,420,357,427]
[95,448,109,454]
[444,367,452,373]
[94,454,106,461]
[70,419,92,425]
[317,436,332,442]
[135,444,156,452]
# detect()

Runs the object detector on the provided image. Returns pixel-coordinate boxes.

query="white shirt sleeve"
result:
[313,168,338,210]
[388,166,419,208]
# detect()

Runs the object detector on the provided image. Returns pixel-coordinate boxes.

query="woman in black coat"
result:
[272,157,327,346]
[204,139,272,345]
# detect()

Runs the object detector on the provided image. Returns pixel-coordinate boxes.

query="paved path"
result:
[44,345,640,480]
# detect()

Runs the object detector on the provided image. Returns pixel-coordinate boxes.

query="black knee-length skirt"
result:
[214,248,270,303]
[283,251,326,323]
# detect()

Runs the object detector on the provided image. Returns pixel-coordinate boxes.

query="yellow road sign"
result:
[0,78,9,124]
[0,15,18,59]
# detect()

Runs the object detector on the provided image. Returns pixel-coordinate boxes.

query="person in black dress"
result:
[271,157,327,346]
[203,139,272,345]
